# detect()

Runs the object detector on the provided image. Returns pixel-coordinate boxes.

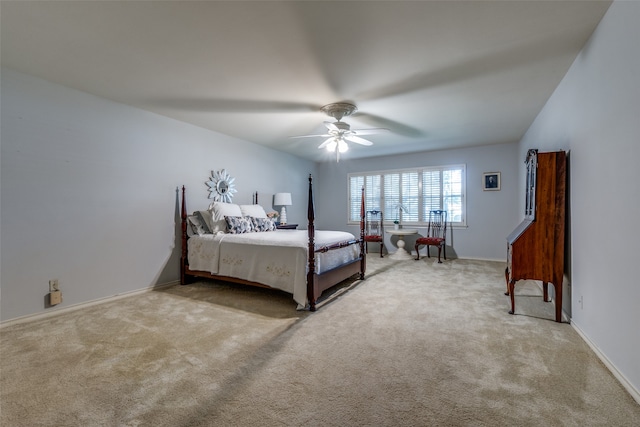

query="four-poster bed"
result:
[180,175,366,311]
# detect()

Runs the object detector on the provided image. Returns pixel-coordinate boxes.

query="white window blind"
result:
[348,164,466,226]
[403,171,419,222]
[443,168,463,223]
[365,175,381,213]
[349,175,383,220]
[384,173,400,222]
[422,169,441,219]
[349,175,364,221]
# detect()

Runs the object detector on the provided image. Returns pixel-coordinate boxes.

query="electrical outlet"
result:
[49,279,59,293]
[49,290,62,305]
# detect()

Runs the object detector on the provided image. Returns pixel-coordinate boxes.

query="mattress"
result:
[187,229,360,307]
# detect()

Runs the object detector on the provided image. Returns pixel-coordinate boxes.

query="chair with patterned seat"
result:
[415,210,447,263]
[364,210,384,257]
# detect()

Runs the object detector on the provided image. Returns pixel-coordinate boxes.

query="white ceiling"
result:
[1,1,611,162]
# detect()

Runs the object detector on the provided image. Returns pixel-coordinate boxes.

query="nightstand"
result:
[276,223,298,230]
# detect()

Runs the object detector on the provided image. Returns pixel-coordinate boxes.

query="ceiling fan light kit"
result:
[291,102,389,162]
[325,138,349,153]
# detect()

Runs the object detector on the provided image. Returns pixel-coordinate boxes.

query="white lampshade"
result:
[274,193,292,224]
[273,193,292,206]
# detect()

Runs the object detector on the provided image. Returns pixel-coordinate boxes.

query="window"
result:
[348,164,466,227]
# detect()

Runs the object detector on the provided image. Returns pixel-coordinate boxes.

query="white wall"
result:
[0,68,315,321]
[519,0,640,396]
[315,142,521,261]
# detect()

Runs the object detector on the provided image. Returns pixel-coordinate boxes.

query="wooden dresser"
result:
[506,149,567,322]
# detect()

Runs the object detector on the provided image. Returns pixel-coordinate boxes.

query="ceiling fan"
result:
[290,102,389,162]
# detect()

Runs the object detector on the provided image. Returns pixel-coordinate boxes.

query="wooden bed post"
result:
[307,174,317,311]
[180,186,188,285]
[360,186,366,279]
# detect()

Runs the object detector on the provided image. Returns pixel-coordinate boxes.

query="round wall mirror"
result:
[206,169,237,203]
[217,181,229,194]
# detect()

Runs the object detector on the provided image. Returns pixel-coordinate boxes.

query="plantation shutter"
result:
[384,173,400,221]
[422,169,442,220]
[348,164,465,226]
[349,176,364,222]
[349,175,383,221]
[443,168,464,224]
[365,175,382,214]
[402,171,419,222]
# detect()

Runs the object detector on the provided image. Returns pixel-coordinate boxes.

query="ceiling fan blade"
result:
[318,137,336,150]
[146,98,321,113]
[345,135,374,146]
[289,133,331,139]
[324,121,340,131]
[353,112,423,137]
[353,128,390,136]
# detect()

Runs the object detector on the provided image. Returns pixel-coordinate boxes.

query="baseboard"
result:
[409,251,506,263]
[456,256,507,263]
[0,281,180,328]
[572,320,640,405]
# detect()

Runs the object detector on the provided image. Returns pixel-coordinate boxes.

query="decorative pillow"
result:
[211,202,242,219]
[194,211,213,234]
[225,216,254,234]
[240,204,267,218]
[251,216,277,232]
[187,215,208,236]
[210,202,242,233]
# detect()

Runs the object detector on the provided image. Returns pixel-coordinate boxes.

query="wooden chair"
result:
[364,210,384,257]
[415,210,447,263]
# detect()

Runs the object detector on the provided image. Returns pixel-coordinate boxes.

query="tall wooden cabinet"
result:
[506,149,566,322]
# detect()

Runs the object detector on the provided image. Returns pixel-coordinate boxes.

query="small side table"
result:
[386,228,418,260]
[276,223,298,230]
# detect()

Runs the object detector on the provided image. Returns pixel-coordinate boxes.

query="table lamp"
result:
[273,193,292,224]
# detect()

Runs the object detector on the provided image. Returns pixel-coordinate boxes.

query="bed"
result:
[180,175,366,310]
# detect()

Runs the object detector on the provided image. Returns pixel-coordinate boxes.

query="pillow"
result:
[194,211,213,234]
[187,215,208,236]
[210,202,242,233]
[211,202,242,219]
[251,216,277,232]
[225,216,254,234]
[240,204,267,218]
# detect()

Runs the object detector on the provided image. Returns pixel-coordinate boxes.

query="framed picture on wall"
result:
[483,172,501,191]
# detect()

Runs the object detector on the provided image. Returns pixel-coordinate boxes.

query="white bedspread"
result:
[187,230,360,307]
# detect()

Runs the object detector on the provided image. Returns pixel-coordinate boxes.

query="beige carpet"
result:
[1,257,639,426]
